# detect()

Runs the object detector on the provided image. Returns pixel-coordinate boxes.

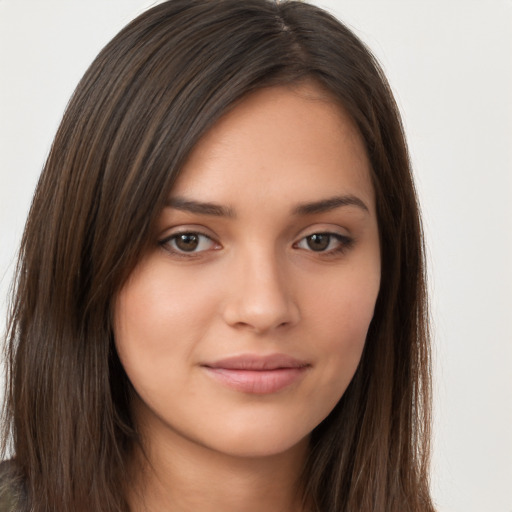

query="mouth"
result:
[201,354,310,394]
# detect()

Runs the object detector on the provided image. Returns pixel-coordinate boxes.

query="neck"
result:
[127,416,309,512]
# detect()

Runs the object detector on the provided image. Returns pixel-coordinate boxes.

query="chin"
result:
[201,428,311,460]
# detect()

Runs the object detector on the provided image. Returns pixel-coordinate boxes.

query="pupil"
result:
[307,234,329,251]
[176,233,199,251]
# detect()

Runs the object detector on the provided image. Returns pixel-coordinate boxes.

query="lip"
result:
[201,354,310,394]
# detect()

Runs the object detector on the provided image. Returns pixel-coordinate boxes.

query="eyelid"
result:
[158,224,218,243]
[295,232,352,249]
[294,223,351,240]
[158,227,221,257]
[292,225,354,255]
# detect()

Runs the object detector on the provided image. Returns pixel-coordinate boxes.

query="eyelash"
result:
[293,233,354,257]
[158,231,354,258]
[158,231,220,259]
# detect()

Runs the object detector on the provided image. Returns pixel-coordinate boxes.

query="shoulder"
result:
[0,461,23,512]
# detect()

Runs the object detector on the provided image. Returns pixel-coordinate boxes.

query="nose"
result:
[222,250,300,334]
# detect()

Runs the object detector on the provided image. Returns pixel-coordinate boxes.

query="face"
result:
[114,83,381,459]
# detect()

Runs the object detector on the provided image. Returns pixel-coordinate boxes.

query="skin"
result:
[114,82,381,512]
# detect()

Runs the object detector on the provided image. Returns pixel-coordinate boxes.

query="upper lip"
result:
[202,354,310,371]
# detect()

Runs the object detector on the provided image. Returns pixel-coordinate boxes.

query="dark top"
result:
[0,461,22,512]
[0,489,16,512]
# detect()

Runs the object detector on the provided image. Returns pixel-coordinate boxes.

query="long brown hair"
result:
[1,1,434,510]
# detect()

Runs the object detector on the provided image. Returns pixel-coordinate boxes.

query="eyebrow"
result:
[165,197,235,217]
[164,194,369,217]
[292,195,369,215]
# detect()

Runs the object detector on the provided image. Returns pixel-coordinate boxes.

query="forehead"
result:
[171,83,375,214]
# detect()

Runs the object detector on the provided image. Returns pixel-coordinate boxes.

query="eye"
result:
[295,233,352,253]
[160,232,218,254]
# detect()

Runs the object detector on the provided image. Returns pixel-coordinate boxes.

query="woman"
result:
[1,0,434,511]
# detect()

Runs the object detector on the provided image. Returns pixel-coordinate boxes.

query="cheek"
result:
[306,260,380,343]
[112,261,218,395]
[303,265,380,398]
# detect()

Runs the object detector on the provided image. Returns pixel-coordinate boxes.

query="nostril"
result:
[222,294,300,334]
[220,256,300,332]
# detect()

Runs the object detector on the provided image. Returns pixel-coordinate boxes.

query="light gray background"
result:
[1,1,511,511]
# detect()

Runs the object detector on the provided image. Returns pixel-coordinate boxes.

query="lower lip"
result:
[203,367,308,394]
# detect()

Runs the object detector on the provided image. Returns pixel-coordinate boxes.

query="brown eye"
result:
[175,233,200,252]
[160,232,218,254]
[295,232,352,254]
[306,234,330,251]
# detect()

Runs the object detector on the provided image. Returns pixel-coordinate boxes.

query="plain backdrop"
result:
[1,1,511,511]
